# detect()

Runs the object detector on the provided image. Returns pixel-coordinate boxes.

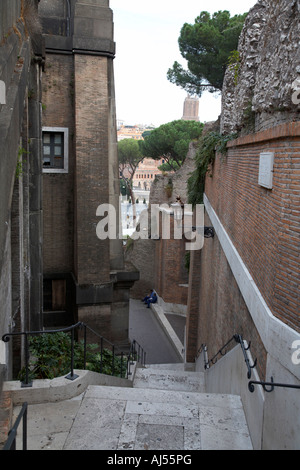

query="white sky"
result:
[110,0,258,127]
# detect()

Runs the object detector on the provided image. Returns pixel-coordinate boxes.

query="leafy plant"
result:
[187,131,237,206]
[16,147,28,178]
[228,50,241,86]
[18,332,127,381]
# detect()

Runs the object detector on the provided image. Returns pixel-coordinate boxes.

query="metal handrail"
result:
[248,377,300,393]
[2,402,28,450]
[2,322,146,387]
[197,333,300,394]
[233,334,257,379]
[203,334,257,379]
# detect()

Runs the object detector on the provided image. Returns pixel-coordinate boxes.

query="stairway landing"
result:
[11,364,253,450]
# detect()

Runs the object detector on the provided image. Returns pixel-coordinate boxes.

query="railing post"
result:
[22,333,32,388]
[100,337,103,373]
[83,323,87,370]
[131,340,136,364]
[22,403,27,451]
[127,342,133,376]
[65,329,79,381]
[120,352,123,378]
[204,345,209,370]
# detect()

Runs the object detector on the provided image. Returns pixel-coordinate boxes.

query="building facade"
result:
[39,0,138,346]
[133,158,165,191]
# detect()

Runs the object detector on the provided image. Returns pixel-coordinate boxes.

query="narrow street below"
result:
[129,299,183,364]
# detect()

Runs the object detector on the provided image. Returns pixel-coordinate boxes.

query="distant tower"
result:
[182,94,200,121]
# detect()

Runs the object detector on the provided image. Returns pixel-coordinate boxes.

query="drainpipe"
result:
[66,0,71,36]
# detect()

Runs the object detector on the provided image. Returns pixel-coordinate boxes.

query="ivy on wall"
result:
[187,131,237,207]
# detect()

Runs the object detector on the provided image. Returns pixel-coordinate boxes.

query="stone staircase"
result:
[11,362,253,450]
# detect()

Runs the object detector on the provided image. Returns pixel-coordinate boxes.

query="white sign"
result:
[258,152,274,189]
[0,80,5,104]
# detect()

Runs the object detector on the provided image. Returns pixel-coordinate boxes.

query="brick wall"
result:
[154,213,189,306]
[205,122,300,333]
[187,122,300,373]
[42,54,75,274]
[187,219,267,379]
[74,54,111,285]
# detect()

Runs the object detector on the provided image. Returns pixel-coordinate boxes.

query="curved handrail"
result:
[2,322,84,342]
[2,322,146,387]
[248,377,300,393]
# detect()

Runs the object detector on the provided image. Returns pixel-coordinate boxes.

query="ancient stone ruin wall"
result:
[221,0,300,135]
[149,142,197,206]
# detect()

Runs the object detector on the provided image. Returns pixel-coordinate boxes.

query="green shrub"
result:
[187,131,237,206]
[18,332,127,381]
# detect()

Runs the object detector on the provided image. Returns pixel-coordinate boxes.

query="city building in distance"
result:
[182,94,200,121]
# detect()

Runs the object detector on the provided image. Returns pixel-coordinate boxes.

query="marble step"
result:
[62,384,253,450]
[133,366,205,393]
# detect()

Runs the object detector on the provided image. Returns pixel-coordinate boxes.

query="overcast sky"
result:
[110,0,258,127]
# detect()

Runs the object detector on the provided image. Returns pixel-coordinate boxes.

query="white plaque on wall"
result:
[0,80,5,104]
[258,152,274,189]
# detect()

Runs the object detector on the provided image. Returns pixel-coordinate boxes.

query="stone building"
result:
[133,158,165,191]
[0,0,44,387]
[182,94,199,121]
[117,124,144,141]
[39,0,138,346]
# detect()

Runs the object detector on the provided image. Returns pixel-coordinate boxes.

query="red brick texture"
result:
[74,54,111,285]
[186,122,299,374]
[154,214,189,306]
[42,55,75,274]
[206,122,300,333]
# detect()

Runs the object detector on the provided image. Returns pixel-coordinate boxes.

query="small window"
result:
[42,127,68,173]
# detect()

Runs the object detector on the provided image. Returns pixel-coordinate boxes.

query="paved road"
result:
[129,299,181,365]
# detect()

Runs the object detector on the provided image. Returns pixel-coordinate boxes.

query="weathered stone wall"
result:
[221,0,300,135]
[149,141,198,206]
[0,0,43,388]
